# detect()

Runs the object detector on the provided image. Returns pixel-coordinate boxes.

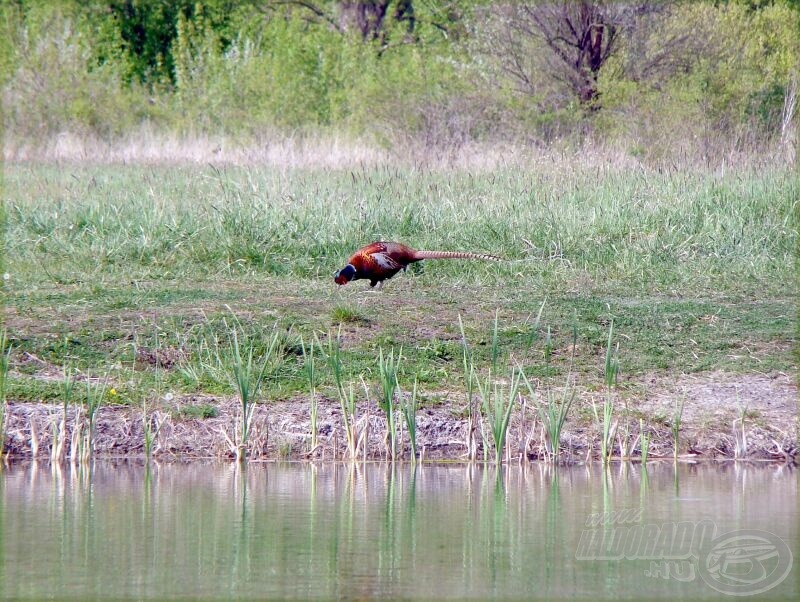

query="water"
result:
[1,461,797,600]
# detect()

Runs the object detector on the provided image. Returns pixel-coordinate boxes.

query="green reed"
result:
[458,314,478,461]
[77,369,110,463]
[672,397,685,460]
[401,377,419,462]
[51,351,74,464]
[218,324,281,462]
[594,321,620,465]
[0,329,10,459]
[301,335,320,453]
[530,312,578,462]
[377,347,401,462]
[323,327,362,460]
[733,401,748,460]
[639,419,651,465]
[475,368,521,465]
[526,373,574,463]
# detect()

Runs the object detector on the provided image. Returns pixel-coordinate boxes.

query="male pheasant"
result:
[334,241,500,288]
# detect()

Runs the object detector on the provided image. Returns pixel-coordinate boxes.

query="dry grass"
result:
[4,129,795,171]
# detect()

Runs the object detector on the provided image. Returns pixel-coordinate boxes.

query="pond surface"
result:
[1,461,797,600]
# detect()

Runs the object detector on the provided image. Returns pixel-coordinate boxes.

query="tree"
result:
[480,1,660,110]
[273,0,466,46]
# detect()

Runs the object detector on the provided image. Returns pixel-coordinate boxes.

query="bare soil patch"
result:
[3,371,796,463]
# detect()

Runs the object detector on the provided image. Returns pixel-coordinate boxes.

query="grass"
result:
[50,357,74,463]
[672,398,686,460]
[0,329,10,458]
[476,368,521,464]
[5,165,795,299]
[458,315,479,461]
[401,377,419,462]
[301,335,319,453]
[323,328,366,460]
[733,400,748,460]
[593,321,620,465]
[74,369,110,463]
[639,420,651,465]
[377,347,402,462]
[1,162,796,460]
[216,322,283,462]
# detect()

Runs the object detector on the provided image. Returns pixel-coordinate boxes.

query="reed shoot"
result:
[401,377,419,462]
[220,325,281,463]
[639,420,651,465]
[490,310,501,376]
[543,326,553,363]
[595,321,620,464]
[81,370,110,462]
[526,373,574,462]
[733,402,748,460]
[323,328,360,460]
[475,368,521,464]
[0,329,10,459]
[672,398,685,460]
[377,347,401,462]
[301,335,319,453]
[526,298,547,348]
[458,314,478,461]
[51,358,74,464]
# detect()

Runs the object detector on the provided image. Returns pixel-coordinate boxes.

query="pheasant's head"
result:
[334,264,357,285]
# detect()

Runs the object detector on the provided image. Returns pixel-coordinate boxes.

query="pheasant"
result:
[334,241,500,288]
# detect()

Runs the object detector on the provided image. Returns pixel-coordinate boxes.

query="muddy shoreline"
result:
[3,372,797,463]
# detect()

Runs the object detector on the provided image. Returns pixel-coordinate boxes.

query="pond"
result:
[1,461,796,600]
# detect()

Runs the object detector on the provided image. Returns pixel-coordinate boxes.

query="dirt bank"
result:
[2,371,797,463]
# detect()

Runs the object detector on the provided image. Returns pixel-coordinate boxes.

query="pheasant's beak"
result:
[334,270,348,285]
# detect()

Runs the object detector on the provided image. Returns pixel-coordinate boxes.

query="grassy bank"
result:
[1,162,797,461]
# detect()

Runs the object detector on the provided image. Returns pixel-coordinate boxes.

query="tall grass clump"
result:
[733,401,748,460]
[593,321,620,465]
[301,335,320,454]
[529,314,578,462]
[475,368,521,464]
[465,312,521,464]
[0,329,10,460]
[73,370,110,463]
[672,397,685,461]
[639,419,651,465]
[377,347,402,462]
[50,354,74,464]
[323,328,365,460]
[458,314,479,461]
[400,377,419,462]
[217,324,282,463]
[135,332,166,463]
[525,373,574,463]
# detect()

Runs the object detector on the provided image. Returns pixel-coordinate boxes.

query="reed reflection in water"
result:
[1,461,797,600]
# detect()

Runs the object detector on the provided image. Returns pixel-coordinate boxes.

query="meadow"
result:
[1,160,797,462]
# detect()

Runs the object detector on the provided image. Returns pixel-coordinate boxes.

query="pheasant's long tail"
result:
[413,250,502,261]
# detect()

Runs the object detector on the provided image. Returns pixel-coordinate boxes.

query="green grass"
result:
[2,163,796,454]
[5,165,795,297]
[175,404,219,420]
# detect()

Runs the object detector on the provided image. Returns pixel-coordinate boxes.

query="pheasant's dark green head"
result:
[334,264,356,285]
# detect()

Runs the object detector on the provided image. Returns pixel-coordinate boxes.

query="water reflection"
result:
[1,461,797,600]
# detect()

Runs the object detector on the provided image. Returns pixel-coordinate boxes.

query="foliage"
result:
[2,0,796,158]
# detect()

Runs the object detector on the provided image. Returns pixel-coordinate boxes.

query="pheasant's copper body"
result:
[334,241,500,287]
